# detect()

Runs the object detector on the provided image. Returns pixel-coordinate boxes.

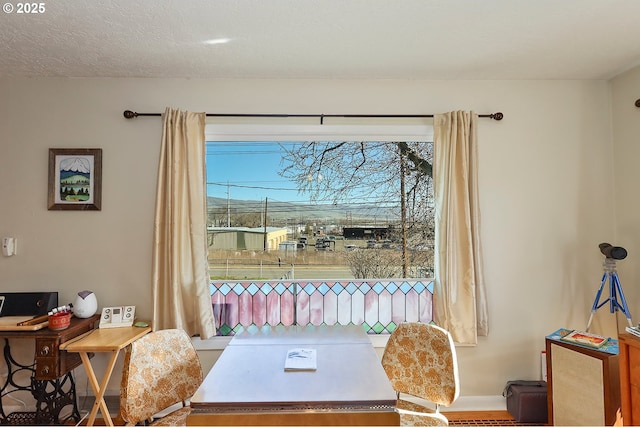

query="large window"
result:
[205,123,434,335]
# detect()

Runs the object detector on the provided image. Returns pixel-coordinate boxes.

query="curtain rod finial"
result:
[491,112,504,121]
[123,110,137,119]
[635,99,640,108]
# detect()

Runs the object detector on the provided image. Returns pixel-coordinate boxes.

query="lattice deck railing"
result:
[211,279,434,335]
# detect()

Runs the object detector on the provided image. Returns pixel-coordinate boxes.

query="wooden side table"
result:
[61,325,151,426]
[618,333,640,425]
[546,337,621,426]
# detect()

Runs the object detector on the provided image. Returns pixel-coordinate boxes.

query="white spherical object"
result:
[73,290,98,318]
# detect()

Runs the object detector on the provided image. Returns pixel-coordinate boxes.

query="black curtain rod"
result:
[123,109,503,124]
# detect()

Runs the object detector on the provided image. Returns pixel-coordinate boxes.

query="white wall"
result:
[0,76,626,400]
[611,66,640,327]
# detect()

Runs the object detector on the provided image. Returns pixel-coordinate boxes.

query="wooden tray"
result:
[0,316,49,331]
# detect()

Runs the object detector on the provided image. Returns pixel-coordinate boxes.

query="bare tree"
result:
[345,249,401,279]
[280,140,435,277]
[279,141,433,232]
[231,212,263,228]
[279,141,398,203]
[280,141,431,200]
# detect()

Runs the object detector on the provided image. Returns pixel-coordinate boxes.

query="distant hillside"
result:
[207,197,398,222]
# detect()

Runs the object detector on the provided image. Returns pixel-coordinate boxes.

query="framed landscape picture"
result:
[48,148,102,211]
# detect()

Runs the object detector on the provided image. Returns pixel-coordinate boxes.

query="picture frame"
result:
[48,148,102,211]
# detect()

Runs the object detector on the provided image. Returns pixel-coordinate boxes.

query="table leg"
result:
[80,350,119,427]
[33,373,81,424]
[1,338,81,425]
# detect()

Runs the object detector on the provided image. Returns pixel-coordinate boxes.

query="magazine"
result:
[625,326,640,339]
[284,348,317,371]
[560,330,609,349]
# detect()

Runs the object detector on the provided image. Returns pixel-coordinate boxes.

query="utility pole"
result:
[400,149,409,277]
[226,181,231,227]
[263,197,268,251]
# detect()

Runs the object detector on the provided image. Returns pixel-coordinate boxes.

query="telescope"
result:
[586,242,633,332]
[599,243,627,260]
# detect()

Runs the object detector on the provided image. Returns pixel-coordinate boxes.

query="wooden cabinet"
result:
[0,315,100,424]
[32,315,99,379]
[618,333,640,426]
[1,315,99,379]
[546,338,622,426]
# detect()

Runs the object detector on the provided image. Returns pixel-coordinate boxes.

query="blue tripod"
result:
[586,257,633,332]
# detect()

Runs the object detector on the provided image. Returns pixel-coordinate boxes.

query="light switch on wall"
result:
[2,237,17,256]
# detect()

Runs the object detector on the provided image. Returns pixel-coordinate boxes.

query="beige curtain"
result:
[152,107,216,339]
[433,111,488,345]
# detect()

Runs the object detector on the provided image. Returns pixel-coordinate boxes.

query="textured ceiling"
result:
[1,0,640,80]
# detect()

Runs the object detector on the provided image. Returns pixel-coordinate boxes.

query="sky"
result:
[205,140,431,213]
[206,142,305,203]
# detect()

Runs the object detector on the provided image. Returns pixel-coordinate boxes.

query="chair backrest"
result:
[119,328,204,425]
[381,322,459,406]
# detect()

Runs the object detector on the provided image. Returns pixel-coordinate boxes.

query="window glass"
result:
[205,124,434,334]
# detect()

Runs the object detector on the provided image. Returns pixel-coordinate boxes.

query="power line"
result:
[207,181,298,191]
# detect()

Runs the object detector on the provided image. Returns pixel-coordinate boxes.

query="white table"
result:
[188,324,398,426]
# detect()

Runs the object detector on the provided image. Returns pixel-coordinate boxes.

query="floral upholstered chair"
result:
[381,322,460,426]
[119,329,203,426]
